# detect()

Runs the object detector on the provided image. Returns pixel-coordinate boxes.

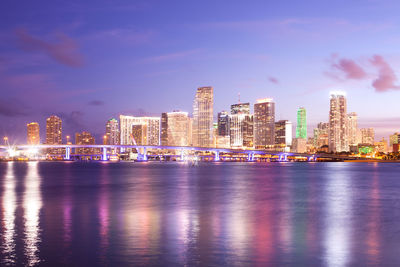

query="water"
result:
[0,161,400,266]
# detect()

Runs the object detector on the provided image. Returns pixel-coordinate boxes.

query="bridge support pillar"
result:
[308,155,315,162]
[214,151,220,161]
[65,147,71,160]
[284,154,288,161]
[180,149,185,161]
[247,153,255,161]
[138,147,148,161]
[102,147,107,161]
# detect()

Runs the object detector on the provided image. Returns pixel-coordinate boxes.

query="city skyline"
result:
[1,1,400,143]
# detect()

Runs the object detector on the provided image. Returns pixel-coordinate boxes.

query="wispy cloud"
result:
[88,100,104,106]
[268,77,279,84]
[15,28,84,67]
[328,55,367,80]
[370,55,400,92]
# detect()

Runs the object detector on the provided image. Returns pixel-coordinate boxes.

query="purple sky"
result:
[1,0,400,143]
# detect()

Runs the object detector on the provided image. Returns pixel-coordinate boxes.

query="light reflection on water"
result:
[1,162,400,266]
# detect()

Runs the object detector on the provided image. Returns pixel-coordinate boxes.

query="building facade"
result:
[27,122,40,145]
[313,122,329,149]
[231,102,250,115]
[105,118,119,145]
[347,112,358,146]
[254,98,275,149]
[192,86,213,147]
[360,128,375,145]
[328,92,348,152]
[275,120,292,151]
[75,131,97,155]
[296,107,307,139]
[46,115,62,155]
[166,111,189,146]
[120,115,160,146]
[217,111,230,136]
[229,114,254,148]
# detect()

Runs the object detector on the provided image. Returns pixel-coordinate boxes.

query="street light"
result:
[103,135,107,145]
[66,135,70,144]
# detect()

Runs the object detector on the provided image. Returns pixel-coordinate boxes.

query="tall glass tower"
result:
[192,86,214,147]
[296,107,307,139]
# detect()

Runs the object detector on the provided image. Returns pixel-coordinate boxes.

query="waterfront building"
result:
[347,112,358,146]
[374,138,388,153]
[296,107,307,139]
[27,122,40,145]
[313,122,329,149]
[46,115,62,155]
[275,120,292,151]
[131,124,147,145]
[119,115,160,146]
[292,138,307,153]
[231,102,250,115]
[389,133,400,152]
[166,111,189,146]
[161,113,168,146]
[192,86,213,147]
[254,98,275,149]
[75,131,97,155]
[360,128,375,145]
[229,113,254,148]
[105,118,119,145]
[328,92,348,152]
[217,111,230,136]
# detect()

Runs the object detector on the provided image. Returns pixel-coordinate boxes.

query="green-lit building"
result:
[296,107,307,139]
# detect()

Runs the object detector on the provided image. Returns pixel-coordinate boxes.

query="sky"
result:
[1,0,400,143]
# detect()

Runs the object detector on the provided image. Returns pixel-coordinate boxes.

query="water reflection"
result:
[366,168,381,265]
[1,162,17,264]
[23,162,42,266]
[324,164,353,267]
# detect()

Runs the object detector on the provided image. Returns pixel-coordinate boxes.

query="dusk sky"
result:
[1,0,400,143]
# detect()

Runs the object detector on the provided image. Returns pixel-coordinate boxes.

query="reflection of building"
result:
[27,122,40,145]
[361,128,375,145]
[217,111,230,136]
[347,112,358,146]
[105,118,119,145]
[192,86,213,147]
[46,115,62,154]
[275,120,292,151]
[296,107,307,139]
[120,115,160,146]
[161,111,189,146]
[329,92,348,152]
[313,122,329,149]
[75,131,97,154]
[254,98,275,149]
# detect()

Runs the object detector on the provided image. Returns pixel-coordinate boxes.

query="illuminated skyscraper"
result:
[275,120,292,150]
[296,107,307,139]
[347,112,358,146]
[161,113,168,145]
[75,131,96,155]
[229,114,254,148]
[27,122,40,145]
[46,115,62,145]
[231,103,250,115]
[329,92,348,152]
[313,122,329,149]
[217,111,230,136]
[162,111,189,146]
[120,115,160,146]
[360,128,374,145]
[192,86,213,147]
[254,98,275,149]
[105,118,119,145]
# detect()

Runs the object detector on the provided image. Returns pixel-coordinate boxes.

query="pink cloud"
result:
[15,28,84,67]
[331,58,367,80]
[268,77,279,84]
[370,55,400,92]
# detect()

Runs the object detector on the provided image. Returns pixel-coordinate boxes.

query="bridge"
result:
[0,144,357,162]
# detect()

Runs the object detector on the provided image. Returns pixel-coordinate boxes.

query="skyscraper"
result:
[313,122,329,149]
[165,111,189,146]
[329,92,348,152]
[217,111,230,136]
[254,98,275,149]
[75,131,96,155]
[161,113,168,145]
[105,118,119,145]
[347,112,358,146]
[27,122,40,145]
[296,107,307,139]
[360,128,375,145]
[229,114,254,148]
[231,102,250,115]
[275,120,292,150]
[120,115,160,146]
[192,86,213,147]
[46,115,62,155]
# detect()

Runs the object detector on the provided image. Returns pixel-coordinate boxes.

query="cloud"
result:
[268,77,279,84]
[0,98,29,117]
[59,111,85,132]
[370,55,400,92]
[88,100,104,106]
[331,57,367,80]
[15,28,84,67]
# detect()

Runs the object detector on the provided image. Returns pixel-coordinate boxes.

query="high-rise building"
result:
[275,120,292,150]
[192,86,213,147]
[120,115,160,146]
[166,111,189,146]
[229,114,253,148]
[254,98,275,149]
[231,103,250,115]
[27,122,40,145]
[161,113,168,146]
[347,112,358,146]
[389,133,400,152]
[46,115,62,155]
[131,124,147,145]
[329,92,348,152]
[105,118,119,145]
[360,128,375,145]
[217,111,230,136]
[75,131,97,154]
[313,122,329,149]
[296,107,307,139]
[374,138,388,153]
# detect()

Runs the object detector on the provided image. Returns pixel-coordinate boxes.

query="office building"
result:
[313,122,329,149]
[360,128,375,145]
[254,98,275,149]
[217,111,230,136]
[275,120,292,151]
[229,113,253,148]
[105,118,119,145]
[165,111,189,146]
[120,115,160,146]
[231,102,250,115]
[328,92,348,152]
[27,122,40,145]
[75,131,97,155]
[46,115,62,154]
[192,86,213,147]
[296,107,307,139]
[347,112,358,146]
